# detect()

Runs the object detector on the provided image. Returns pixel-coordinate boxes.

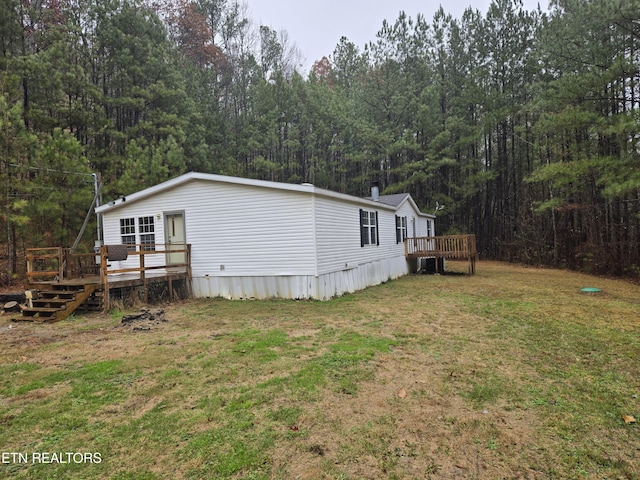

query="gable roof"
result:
[365,192,431,217]
[375,193,410,207]
[95,172,433,218]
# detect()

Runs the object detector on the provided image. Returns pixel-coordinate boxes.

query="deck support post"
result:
[57,247,64,280]
[140,251,148,303]
[186,245,192,298]
[100,246,109,312]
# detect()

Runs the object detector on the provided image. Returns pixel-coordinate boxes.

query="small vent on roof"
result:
[301,182,314,186]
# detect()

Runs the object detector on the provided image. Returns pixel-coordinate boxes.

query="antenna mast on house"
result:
[69,172,102,254]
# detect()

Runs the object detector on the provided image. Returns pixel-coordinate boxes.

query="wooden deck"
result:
[24,244,191,320]
[405,234,477,274]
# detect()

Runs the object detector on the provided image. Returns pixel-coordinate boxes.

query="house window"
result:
[396,216,407,244]
[360,209,379,246]
[139,216,155,251]
[120,218,136,251]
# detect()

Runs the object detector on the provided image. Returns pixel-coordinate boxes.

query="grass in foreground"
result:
[0,261,638,479]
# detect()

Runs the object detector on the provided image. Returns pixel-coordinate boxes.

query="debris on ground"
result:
[622,414,636,424]
[120,308,167,331]
[3,301,20,313]
[1,293,26,314]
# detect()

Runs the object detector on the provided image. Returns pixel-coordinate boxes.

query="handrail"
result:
[405,234,477,258]
[26,244,191,284]
[404,234,477,274]
[26,247,64,281]
[100,244,191,311]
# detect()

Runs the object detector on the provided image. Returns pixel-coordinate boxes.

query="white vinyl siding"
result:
[314,197,404,276]
[101,180,316,277]
[185,181,315,276]
[393,200,431,238]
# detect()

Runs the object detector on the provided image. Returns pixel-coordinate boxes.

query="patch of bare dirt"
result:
[0,309,170,367]
[9,384,72,405]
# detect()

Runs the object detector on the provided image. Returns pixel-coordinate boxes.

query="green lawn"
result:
[1,261,638,479]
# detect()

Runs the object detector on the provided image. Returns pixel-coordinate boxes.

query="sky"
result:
[247,0,547,73]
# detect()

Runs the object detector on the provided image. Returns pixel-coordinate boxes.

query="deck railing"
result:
[26,244,191,284]
[26,244,192,311]
[26,247,98,282]
[99,244,191,310]
[404,234,477,273]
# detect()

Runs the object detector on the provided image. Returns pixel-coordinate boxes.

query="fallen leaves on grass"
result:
[397,387,407,399]
[622,415,636,424]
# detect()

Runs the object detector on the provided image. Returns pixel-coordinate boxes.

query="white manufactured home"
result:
[94,172,435,300]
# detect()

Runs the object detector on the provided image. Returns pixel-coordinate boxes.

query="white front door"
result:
[165,212,186,265]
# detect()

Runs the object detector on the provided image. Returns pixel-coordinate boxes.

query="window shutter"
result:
[359,209,365,247]
[396,216,400,244]
[375,211,380,245]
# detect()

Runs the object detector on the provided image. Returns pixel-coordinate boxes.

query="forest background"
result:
[1,0,639,280]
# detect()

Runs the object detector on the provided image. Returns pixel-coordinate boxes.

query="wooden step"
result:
[39,290,82,299]
[21,284,98,323]
[21,307,61,318]
[32,298,70,307]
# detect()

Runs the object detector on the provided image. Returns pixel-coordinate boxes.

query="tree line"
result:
[1,0,639,279]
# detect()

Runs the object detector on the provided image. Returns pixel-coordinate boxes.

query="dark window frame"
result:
[396,215,407,244]
[360,209,379,247]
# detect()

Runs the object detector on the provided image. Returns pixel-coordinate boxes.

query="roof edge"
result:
[95,172,433,217]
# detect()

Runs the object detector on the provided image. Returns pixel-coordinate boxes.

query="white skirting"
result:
[191,256,411,300]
